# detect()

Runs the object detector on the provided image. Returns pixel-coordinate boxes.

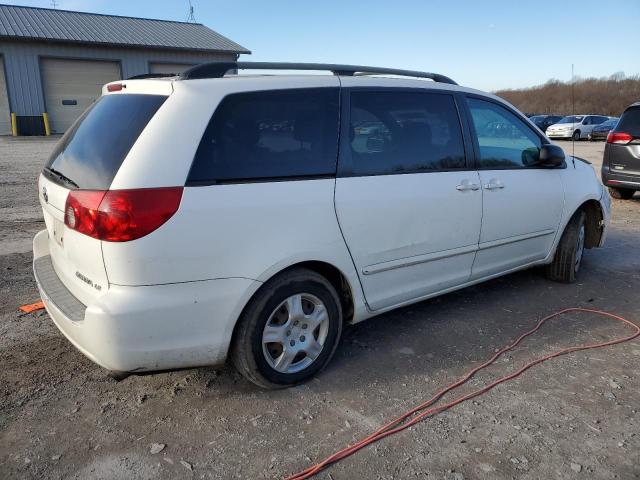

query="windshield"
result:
[46,94,167,190]
[529,116,545,122]
[558,116,584,124]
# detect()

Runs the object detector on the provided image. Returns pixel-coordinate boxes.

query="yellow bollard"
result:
[11,112,17,136]
[43,112,51,136]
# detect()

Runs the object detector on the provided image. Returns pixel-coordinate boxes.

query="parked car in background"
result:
[547,115,610,140]
[33,62,610,388]
[588,118,619,141]
[602,102,640,199]
[529,115,563,133]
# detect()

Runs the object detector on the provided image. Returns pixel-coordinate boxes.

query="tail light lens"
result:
[607,132,632,144]
[64,187,183,242]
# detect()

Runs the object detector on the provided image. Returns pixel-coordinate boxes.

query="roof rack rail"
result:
[179,62,457,85]
[127,73,178,80]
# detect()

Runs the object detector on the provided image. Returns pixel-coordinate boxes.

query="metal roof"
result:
[0,4,250,54]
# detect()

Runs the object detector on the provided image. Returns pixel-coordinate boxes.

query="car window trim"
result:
[460,93,565,171]
[336,86,473,179]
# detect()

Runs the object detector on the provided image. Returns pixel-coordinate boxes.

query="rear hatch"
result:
[606,106,640,178]
[38,86,169,306]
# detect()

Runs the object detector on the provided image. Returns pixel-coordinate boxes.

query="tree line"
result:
[495,74,640,117]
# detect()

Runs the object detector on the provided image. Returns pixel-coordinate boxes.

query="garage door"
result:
[41,58,120,134]
[0,56,11,135]
[149,62,196,75]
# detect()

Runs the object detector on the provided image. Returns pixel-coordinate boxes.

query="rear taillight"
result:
[607,132,632,144]
[64,187,183,242]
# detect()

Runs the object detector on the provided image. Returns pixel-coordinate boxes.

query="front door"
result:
[464,96,564,279]
[335,89,482,311]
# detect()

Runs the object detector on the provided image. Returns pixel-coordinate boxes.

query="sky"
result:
[5,0,640,91]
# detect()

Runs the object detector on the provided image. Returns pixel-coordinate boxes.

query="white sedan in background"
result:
[547,115,611,141]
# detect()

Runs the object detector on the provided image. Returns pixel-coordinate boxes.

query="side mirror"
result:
[538,144,565,167]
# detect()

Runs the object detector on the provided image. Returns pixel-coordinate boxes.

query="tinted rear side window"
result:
[46,94,167,190]
[348,91,466,176]
[616,107,640,136]
[188,88,339,184]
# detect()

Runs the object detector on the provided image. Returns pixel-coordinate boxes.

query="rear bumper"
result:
[601,169,640,190]
[33,229,260,372]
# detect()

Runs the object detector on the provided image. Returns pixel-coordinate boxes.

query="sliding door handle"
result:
[456,181,480,191]
[484,180,505,190]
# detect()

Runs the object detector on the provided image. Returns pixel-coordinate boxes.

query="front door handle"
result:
[456,180,480,191]
[484,179,505,190]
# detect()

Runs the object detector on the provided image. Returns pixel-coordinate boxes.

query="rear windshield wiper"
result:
[44,167,79,189]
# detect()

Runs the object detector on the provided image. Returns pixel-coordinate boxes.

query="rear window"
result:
[46,94,167,190]
[616,107,640,136]
[187,88,339,184]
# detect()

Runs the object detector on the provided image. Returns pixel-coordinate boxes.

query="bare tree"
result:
[495,75,640,116]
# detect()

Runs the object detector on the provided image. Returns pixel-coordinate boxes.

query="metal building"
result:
[0,4,250,135]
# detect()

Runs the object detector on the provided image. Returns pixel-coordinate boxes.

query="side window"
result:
[188,88,339,183]
[348,91,466,175]
[467,97,542,168]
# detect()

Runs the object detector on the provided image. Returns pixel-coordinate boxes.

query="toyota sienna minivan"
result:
[34,62,610,388]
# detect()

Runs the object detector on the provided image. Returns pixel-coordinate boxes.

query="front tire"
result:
[572,130,581,141]
[545,211,586,283]
[608,187,635,200]
[231,268,343,389]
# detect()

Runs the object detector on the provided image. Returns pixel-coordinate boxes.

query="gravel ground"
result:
[1,137,639,480]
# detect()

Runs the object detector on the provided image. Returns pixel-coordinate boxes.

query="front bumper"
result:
[599,187,612,247]
[33,229,259,372]
[547,130,573,138]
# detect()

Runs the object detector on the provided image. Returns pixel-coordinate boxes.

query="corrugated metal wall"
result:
[0,40,235,116]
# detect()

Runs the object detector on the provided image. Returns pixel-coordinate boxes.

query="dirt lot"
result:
[1,138,639,479]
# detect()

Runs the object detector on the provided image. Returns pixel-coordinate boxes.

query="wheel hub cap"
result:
[262,293,329,374]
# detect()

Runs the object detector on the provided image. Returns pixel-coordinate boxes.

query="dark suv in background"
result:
[602,102,640,199]
[529,115,562,133]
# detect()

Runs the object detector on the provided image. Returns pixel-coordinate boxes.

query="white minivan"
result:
[34,62,610,388]
[546,114,611,141]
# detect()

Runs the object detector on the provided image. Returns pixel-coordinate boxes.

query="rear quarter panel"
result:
[101,75,367,318]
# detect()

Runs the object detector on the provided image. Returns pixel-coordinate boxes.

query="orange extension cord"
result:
[286,307,640,480]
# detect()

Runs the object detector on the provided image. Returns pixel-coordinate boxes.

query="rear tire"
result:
[572,130,581,141]
[545,211,586,283]
[231,268,342,389]
[608,187,635,200]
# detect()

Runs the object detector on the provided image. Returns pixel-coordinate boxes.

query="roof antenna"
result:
[51,0,58,8]
[186,0,197,22]
[571,63,575,164]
